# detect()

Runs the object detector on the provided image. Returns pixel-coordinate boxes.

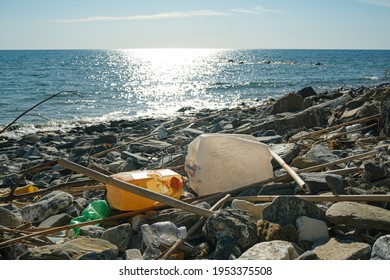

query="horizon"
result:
[1,0,390,50]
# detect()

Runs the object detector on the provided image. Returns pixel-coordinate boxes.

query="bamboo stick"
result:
[58,159,214,218]
[292,114,380,141]
[295,150,379,174]
[315,123,378,144]
[270,150,307,192]
[229,194,390,203]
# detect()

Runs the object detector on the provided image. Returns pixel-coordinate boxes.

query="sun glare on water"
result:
[109,48,222,116]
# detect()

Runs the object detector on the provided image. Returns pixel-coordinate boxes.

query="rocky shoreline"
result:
[1,83,390,260]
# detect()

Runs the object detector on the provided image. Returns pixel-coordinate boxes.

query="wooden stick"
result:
[294,150,379,174]
[292,114,380,141]
[315,123,378,144]
[229,194,390,203]
[270,150,307,192]
[0,91,79,134]
[58,159,214,218]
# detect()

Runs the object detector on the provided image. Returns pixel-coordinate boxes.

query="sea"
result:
[0,49,389,134]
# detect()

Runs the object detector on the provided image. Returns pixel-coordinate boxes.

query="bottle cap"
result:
[178,226,187,239]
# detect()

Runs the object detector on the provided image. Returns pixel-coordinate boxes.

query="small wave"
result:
[362,76,380,80]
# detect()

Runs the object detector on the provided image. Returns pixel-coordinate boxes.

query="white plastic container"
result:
[185,134,273,196]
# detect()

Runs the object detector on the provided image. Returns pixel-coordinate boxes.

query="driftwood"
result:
[230,194,390,203]
[0,91,79,134]
[58,159,214,218]
[270,150,307,192]
[291,114,380,141]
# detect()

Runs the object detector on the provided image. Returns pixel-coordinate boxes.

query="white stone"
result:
[296,216,329,242]
[238,241,298,260]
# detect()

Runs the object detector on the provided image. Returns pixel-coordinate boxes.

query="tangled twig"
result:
[0,90,80,134]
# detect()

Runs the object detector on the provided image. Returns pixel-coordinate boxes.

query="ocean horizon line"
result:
[1,47,390,52]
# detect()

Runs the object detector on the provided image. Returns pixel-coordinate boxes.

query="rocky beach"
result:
[1,83,390,260]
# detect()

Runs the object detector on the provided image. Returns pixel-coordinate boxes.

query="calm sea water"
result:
[0,49,389,130]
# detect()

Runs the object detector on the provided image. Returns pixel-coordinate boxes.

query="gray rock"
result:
[299,173,345,195]
[363,161,389,181]
[239,241,299,260]
[256,135,283,144]
[325,174,347,195]
[305,144,340,165]
[8,244,29,260]
[326,202,390,231]
[212,237,241,260]
[125,249,144,260]
[121,151,149,166]
[313,238,371,260]
[297,87,317,99]
[379,98,390,137]
[101,223,132,253]
[0,206,25,227]
[1,173,27,187]
[20,191,74,224]
[38,213,73,228]
[79,225,106,238]
[296,216,329,243]
[156,127,170,140]
[143,208,199,230]
[19,237,118,260]
[262,196,325,226]
[291,156,319,169]
[269,143,301,166]
[371,235,390,260]
[23,146,40,159]
[268,92,307,114]
[296,250,320,260]
[257,183,296,195]
[95,134,117,144]
[204,209,257,252]
[21,134,42,144]
[252,107,329,134]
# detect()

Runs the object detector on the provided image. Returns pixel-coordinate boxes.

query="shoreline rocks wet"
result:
[1,83,390,260]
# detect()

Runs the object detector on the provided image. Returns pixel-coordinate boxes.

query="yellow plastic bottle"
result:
[106,169,184,211]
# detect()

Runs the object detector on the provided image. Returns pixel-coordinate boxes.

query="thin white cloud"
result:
[55,10,229,23]
[357,0,390,8]
[232,5,286,15]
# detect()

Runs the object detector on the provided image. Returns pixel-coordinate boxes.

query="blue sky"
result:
[0,0,389,49]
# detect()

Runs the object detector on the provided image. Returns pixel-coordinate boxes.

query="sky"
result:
[0,0,389,50]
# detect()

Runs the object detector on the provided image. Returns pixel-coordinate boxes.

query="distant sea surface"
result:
[0,49,389,130]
